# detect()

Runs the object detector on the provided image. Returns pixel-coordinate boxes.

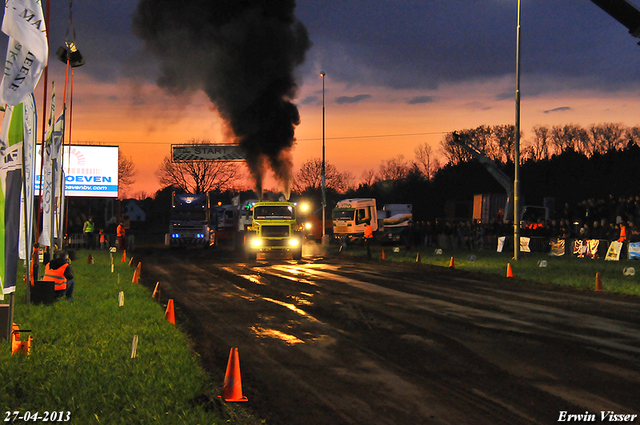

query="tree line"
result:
[124,122,640,224]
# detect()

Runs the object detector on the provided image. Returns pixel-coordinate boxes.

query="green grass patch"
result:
[342,245,640,296]
[1,250,261,425]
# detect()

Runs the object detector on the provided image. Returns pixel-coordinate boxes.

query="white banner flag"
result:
[1,0,48,106]
[19,93,36,259]
[52,111,64,239]
[38,139,51,246]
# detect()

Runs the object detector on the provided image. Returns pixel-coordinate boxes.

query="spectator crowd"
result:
[397,195,640,253]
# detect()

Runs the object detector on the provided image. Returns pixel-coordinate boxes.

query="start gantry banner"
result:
[171,144,245,162]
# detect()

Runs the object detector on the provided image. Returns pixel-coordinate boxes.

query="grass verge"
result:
[339,244,640,296]
[1,250,261,425]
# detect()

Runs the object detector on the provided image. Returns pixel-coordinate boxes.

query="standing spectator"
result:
[117,220,127,251]
[83,217,95,250]
[364,221,373,259]
[99,229,107,250]
[403,221,414,250]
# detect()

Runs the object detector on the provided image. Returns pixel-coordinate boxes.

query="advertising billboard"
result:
[35,145,119,197]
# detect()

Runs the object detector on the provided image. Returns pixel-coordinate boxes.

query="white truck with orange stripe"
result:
[332,198,378,242]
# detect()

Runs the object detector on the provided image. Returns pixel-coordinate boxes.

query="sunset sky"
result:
[16,0,640,197]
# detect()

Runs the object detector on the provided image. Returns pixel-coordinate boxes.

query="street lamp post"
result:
[320,72,329,246]
[514,0,522,260]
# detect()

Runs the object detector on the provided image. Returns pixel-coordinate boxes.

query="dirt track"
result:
[138,245,640,425]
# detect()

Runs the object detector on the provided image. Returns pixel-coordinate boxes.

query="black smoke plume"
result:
[132,0,311,198]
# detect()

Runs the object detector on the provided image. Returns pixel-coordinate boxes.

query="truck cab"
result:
[169,192,215,248]
[332,198,378,242]
[244,201,303,260]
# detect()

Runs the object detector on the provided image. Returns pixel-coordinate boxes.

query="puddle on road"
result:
[251,326,304,345]
[238,274,267,285]
[262,297,322,323]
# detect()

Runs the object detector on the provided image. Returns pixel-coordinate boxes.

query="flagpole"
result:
[63,68,74,244]
[22,98,33,306]
[36,0,51,265]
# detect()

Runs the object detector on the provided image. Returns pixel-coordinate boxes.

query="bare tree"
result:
[550,124,589,155]
[414,142,441,179]
[118,151,138,198]
[155,140,242,193]
[360,168,376,186]
[377,155,411,182]
[523,125,551,161]
[440,131,474,165]
[492,124,517,164]
[291,158,353,193]
[589,123,626,154]
[626,125,640,147]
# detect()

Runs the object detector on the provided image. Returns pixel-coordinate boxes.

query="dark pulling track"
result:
[139,246,640,425]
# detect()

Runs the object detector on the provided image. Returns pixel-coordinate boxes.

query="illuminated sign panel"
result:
[35,145,119,197]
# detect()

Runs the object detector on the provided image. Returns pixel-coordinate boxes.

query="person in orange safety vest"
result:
[364,221,373,259]
[117,221,127,251]
[618,223,627,243]
[42,251,75,301]
[99,229,107,250]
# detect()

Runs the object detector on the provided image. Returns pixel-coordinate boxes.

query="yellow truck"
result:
[244,200,303,260]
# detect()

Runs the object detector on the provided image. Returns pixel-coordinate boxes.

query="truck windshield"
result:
[254,206,294,219]
[333,208,355,221]
[172,211,206,221]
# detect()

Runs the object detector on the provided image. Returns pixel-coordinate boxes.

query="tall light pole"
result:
[320,72,328,246]
[514,0,522,260]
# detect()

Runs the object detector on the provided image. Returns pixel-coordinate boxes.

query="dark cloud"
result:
[28,1,640,105]
[335,94,371,104]
[407,95,435,105]
[544,106,572,114]
[296,1,640,93]
[299,95,319,105]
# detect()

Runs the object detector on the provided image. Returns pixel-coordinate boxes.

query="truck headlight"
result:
[288,238,300,247]
[251,238,262,247]
[304,222,312,230]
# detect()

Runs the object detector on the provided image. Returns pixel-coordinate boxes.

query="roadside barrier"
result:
[220,348,248,402]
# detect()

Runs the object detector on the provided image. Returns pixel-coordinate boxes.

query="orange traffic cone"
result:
[416,252,421,263]
[449,257,455,268]
[595,272,603,291]
[152,282,161,301]
[506,263,514,278]
[381,249,385,260]
[128,257,134,267]
[220,348,248,402]
[165,299,175,324]
[132,262,142,283]
[121,249,126,262]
